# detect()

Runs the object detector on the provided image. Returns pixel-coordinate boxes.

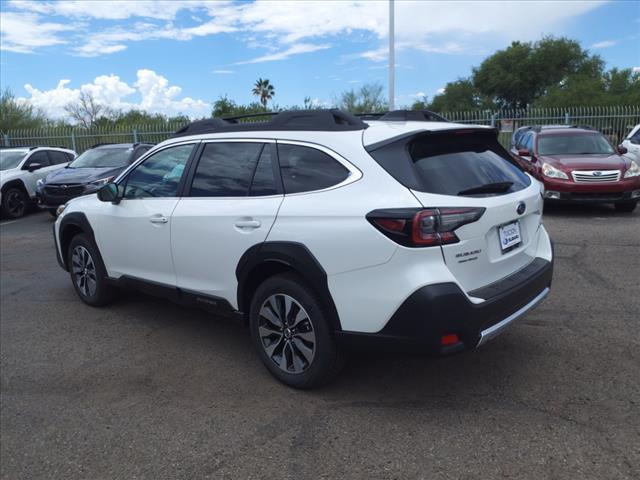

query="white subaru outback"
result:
[54,110,553,388]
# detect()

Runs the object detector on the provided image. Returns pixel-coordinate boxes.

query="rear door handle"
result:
[234,220,261,229]
[149,216,168,224]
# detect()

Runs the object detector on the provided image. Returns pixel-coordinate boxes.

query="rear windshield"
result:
[369,130,530,197]
[69,147,131,168]
[0,150,28,171]
[537,133,614,155]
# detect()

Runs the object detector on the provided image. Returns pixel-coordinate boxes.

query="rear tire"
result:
[1,187,28,219]
[67,234,116,306]
[614,201,637,213]
[249,273,344,389]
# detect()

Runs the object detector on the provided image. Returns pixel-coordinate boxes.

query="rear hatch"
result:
[366,127,544,293]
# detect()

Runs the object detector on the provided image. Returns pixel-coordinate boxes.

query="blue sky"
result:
[1,0,639,120]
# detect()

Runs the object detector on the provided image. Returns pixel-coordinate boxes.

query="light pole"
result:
[388,0,395,111]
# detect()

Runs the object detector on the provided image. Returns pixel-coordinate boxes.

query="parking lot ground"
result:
[1,205,639,480]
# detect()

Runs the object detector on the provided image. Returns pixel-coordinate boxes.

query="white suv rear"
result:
[53,110,553,388]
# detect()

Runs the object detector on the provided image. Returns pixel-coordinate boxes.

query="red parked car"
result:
[511,125,640,212]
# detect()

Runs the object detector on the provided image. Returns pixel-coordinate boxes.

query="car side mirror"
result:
[517,148,531,157]
[97,183,120,204]
[26,163,42,172]
[617,145,628,155]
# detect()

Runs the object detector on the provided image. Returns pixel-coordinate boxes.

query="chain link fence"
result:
[2,106,638,153]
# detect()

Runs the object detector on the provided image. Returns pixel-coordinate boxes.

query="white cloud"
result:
[2,0,607,58]
[18,69,210,120]
[633,67,640,73]
[589,40,617,49]
[234,43,330,64]
[212,69,235,74]
[0,11,73,53]
[436,88,446,95]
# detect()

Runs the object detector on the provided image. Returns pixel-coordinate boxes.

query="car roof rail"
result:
[173,109,368,137]
[355,110,449,122]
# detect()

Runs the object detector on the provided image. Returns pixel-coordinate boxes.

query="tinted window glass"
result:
[277,144,349,194]
[190,142,264,197]
[48,151,69,165]
[26,151,50,167]
[70,147,130,168]
[630,130,640,144]
[132,146,151,161]
[124,144,194,198]
[403,131,530,196]
[538,133,614,155]
[524,133,534,151]
[250,147,278,196]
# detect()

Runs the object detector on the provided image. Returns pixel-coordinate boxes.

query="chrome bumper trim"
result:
[477,287,550,347]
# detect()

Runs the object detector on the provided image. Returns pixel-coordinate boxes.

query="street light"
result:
[388,0,395,110]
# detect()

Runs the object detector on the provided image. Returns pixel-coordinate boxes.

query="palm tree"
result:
[252,78,275,109]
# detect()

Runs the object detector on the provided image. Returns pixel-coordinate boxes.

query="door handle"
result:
[149,216,168,224]
[234,220,261,229]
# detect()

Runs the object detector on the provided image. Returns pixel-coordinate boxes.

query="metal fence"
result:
[2,106,638,153]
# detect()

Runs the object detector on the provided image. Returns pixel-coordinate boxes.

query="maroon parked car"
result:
[511,125,640,212]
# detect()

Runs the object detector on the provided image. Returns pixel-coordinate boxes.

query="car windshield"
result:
[69,147,131,168]
[538,133,614,155]
[0,150,28,171]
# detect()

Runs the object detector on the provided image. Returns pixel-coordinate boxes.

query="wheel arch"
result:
[236,242,342,331]
[1,179,28,194]
[58,212,99,270]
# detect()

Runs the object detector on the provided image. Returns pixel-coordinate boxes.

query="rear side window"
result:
[369,130,530,197]
[190,142,267,197]
[48,151,69,165]
[277,144,349,194]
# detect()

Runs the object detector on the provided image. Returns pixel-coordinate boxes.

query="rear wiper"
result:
[458,181,513,196]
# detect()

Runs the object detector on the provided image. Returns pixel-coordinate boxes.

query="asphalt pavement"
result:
[1,204,639,479]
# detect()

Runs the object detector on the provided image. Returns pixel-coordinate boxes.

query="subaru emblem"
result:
[516,202,526,215]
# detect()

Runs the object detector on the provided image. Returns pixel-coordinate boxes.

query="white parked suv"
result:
[1,146,76,218]
[53,110,554,388]
[622,124,640,161]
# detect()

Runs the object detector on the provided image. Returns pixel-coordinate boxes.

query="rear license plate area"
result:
[499,221,522,253]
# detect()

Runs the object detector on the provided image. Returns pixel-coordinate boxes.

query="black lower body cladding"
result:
[337,257,553,354]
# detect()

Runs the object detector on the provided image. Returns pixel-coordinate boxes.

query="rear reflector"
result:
[367,207,485,248]
[441,334,460,346]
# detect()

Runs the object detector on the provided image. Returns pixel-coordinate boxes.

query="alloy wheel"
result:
[258,293,316,374]
[6,190,26,217]
[71,246,97,297]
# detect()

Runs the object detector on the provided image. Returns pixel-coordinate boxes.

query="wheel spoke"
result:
[259,305,282,329]
[86,277,97,296]
[279,343,290,371]
[291,307,308,328]
[291,338,314,364]
[264,335,284,357]
[291,348,305,373]
[259,324,280,338]
[294,331,315,343]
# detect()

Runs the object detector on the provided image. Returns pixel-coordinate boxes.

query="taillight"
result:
[367,207,485,248]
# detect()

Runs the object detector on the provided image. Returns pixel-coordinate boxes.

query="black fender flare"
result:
[57,212,101,271]
[236,241,342,331]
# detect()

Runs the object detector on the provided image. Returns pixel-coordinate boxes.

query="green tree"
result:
[427,79,491,112]
[0,88,48,132]
[252,78,275,109]
[212,95,270,118]
[472,37,605,108]
[338,83,387,113]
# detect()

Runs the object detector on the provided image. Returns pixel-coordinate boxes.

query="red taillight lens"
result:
[368,207,485,248]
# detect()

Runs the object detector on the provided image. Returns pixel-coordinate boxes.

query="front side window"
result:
[70,147,131,168]
[0,150,28,171]
[123,144,194,199]
[277,144,350,194]
[629,129,640,144]
[24,151,50,168]
[190,142,275,197]
[537,133,615,155]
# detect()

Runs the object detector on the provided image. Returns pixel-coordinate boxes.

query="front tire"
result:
[67,234,116,306]
[249,274,344,389]
[614,201,637,213]
[1,187,28,219]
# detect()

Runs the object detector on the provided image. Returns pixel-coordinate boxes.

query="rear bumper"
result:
[336,256,553,354]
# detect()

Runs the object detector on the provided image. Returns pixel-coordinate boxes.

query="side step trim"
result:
[477,287,550,347]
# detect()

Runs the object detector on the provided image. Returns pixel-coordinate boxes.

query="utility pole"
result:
[388,0,395,111]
